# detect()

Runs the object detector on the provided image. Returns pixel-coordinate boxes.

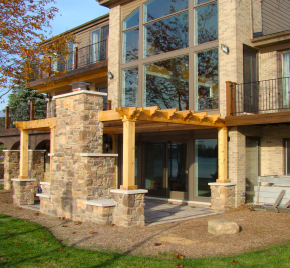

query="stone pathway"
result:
[145,200,221,226]
[20,199,221,225]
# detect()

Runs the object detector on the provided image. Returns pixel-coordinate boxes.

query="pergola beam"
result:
[99,107,225,128]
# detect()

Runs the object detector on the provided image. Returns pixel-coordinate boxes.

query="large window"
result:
[121,0,218,111]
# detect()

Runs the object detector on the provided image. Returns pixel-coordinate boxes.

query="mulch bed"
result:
[1,189,290,258]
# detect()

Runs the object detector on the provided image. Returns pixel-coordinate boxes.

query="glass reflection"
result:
[144,0,188,22]
[195,2,218,45]
[145,12,188,57]
[123,28,139,63]
[195,0,212,5]
[122,67,138,107]
[195,139,218,197]
[168,143,188,192]
[144,55,189,110]
[196,48,218,110]
[123,9,139,30]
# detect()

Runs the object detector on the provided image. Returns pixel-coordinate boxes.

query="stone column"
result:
[28,150,46,182]
[11,178,37,206]
[3,150,20,190]
[111,189,147,227]
[209,183,236,211]
[49,90,114,220]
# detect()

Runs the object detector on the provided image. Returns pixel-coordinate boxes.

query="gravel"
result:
[1,189,290,259]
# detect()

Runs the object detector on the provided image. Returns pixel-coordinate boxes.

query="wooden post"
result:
[50,127,55,154]
[19,129,29,179]
[5,107,10,129]
[120,119,137,190]
[112,134,118,189]
[30,101,35,121]
[226,81,237,117]
[74,47,78,69]
[107,100,112,110]
[49,57,52,77]
[217,127,229,183]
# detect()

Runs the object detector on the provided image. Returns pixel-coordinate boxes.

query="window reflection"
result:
[144,56,189,110]
[145,12,188,57]
[195,2,218,45]
[195,139,218,197]
[122,67,138,107]
[123,28,139,63]
[124,9,139,30]
[196,48,218,110]
[144,0,188,22]
[195,0,212,6]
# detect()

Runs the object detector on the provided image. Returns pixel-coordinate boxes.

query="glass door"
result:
[91,29,100,63]
[195,139,218,197]
[168,142,188,200]
[143,142,166,197]
[246,137,260,203]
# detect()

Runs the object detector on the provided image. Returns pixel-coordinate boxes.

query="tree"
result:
[0,0,75,97]
[6,84,47,124]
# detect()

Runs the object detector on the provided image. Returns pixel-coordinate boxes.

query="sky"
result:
[0,0,109,111]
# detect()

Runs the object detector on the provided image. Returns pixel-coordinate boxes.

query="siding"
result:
[262,0,290,35]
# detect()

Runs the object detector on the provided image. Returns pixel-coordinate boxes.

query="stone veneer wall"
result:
[12,180,36,206]
[4,151,20,190]
[28,150,45,182]
[210,185,236,211]
[48,92,116,221]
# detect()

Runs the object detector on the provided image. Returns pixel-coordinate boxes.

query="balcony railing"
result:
[226,77,290,116]
[51,39,108,74]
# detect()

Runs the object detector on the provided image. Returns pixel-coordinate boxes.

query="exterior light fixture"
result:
[221,44,229,54]
[107,72,114,79]
[69,82,90,92]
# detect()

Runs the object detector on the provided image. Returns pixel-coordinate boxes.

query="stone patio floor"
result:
[21,199,221,225]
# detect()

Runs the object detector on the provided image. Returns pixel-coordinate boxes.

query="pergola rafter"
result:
[99,106,226,128]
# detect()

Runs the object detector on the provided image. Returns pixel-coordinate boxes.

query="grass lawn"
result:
[0,185,3,190]
[1,214,290,267]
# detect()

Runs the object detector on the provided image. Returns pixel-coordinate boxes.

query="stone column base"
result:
[111,189,148,227]
[209,183,236,211]
[11,179,37,206]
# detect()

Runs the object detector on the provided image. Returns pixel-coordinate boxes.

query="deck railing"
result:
[226,77,290,116]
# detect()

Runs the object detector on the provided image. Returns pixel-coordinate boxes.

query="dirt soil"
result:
[1,190,290,259]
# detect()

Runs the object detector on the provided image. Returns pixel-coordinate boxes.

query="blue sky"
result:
[0,0,109,111]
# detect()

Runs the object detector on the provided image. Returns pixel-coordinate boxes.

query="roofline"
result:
[41,13,109,45]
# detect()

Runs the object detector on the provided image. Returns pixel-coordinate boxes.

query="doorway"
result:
[246,137,260,203]
[142,141,188,199]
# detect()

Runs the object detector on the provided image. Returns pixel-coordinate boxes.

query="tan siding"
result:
[121,0,144,21]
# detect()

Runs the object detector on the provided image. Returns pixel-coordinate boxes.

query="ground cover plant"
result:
[1,214,290,267]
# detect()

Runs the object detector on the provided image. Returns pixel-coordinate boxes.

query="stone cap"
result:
[80,153,118,157]
[208,182,237,186]
[40,182,51,185]
[3,150,20,152]
[84,199,115,207]
[53,90,107,99]
[28,150,46,152]
[48,153,55,156]
[11,178,37,182]
[110,189,148,195]
[36,193,51,198]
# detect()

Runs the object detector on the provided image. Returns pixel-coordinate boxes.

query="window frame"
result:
[120,0,219,112]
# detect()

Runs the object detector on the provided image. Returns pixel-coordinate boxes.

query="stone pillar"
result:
[11,179,37,206]
[28,150,45,182]
[209,183,236,211]
[3,150,20,190]
[49,91,114,220]
[111,189,148,227]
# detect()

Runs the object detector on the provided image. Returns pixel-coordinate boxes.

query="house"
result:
[5,0,290,226]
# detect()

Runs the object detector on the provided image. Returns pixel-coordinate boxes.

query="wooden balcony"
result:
[225,78,290,126]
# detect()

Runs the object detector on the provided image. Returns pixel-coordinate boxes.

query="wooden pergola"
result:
[99,106,229,190]
[14,118,56,179]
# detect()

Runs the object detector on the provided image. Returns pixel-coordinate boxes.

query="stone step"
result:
[84,199,115,207]
[36,193,51,198]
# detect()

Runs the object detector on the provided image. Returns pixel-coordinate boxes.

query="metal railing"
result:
[50,39,107,74]
[227,77,290,116]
